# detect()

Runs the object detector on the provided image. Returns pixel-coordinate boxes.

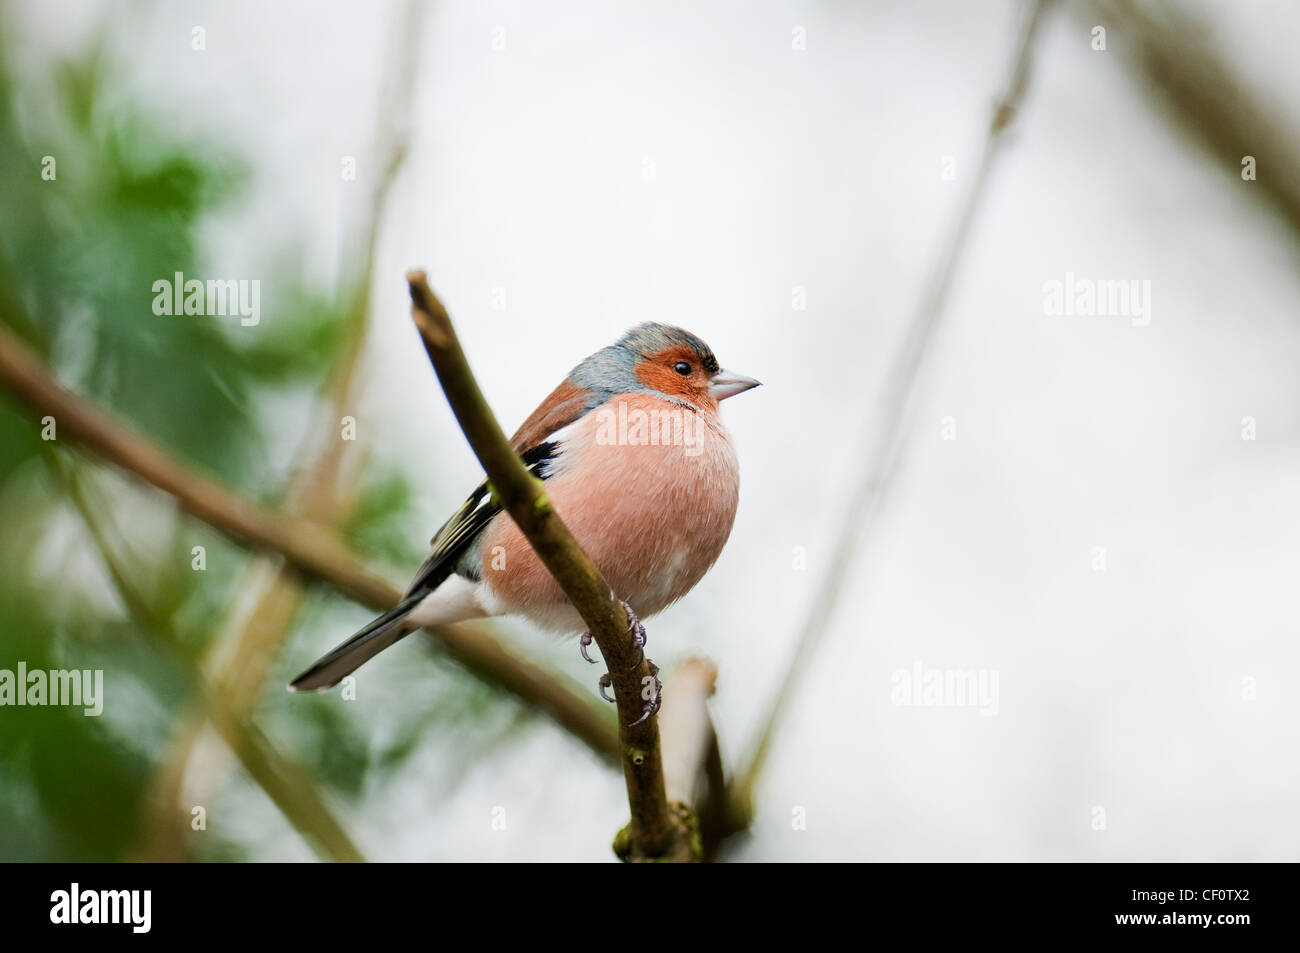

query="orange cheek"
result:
[635,361,692,397]
[634,350,719,409]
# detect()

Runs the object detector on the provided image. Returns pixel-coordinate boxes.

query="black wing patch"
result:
[402,440,560,598]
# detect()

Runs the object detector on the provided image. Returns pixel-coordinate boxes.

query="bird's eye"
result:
[673,361,691,376]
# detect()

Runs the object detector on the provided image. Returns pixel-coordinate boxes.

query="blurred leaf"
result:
[0,590,151,860]
[340,466,423,566]
[231,286,348,384]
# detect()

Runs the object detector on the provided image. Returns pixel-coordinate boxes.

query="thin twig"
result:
[0,320,620,761]
[406,271,695,861]
[730,0,1056,824]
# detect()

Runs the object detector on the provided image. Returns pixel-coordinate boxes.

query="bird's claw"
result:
[582,602,645,663]
[585,602,659,723]
[622,600,648,665]
[627,660,662,727]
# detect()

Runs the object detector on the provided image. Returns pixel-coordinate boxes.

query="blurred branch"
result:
[0,320,620,762]
[730,0,1056,827]
[659,659,718,805]
[657,657,728,859]
[49,453,365,863]
[406,271,696,862]
[0,320,382,602]
[1093,0,1300,241]
[150,0,428,859]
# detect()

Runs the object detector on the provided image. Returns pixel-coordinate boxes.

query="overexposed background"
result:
[8,0,1300,860]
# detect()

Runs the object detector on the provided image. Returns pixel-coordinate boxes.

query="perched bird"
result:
[289,322,759,694]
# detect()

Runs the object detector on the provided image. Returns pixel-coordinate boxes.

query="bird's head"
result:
[572,322,760,411]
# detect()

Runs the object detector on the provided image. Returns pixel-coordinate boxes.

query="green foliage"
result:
[0,45,347,488]
[0,26,521,863]
[0,588,150,860]
[340,466,424,567]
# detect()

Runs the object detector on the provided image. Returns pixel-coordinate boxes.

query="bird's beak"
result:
[709,369,762,400]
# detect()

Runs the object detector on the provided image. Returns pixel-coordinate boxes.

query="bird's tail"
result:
[289,592,425,692]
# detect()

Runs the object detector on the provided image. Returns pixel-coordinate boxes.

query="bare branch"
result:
[406,271,695,861]
[659,658,718,806]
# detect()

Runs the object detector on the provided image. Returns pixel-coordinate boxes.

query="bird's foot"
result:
[623,600,648,665]
[621,603,660,725]
[583,603,660,725]
[579,601,645,664]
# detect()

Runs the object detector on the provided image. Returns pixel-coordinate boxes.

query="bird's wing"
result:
[403,440,559,597]
[403,379,605,598]
[508,380,603,454]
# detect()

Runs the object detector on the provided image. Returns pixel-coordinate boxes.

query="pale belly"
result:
[476,394,741,632]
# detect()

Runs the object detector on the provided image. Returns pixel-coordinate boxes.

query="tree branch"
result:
[656,657,729,858]
[659,658,718,806]
[0,320,619,762]
[406,271,695,861]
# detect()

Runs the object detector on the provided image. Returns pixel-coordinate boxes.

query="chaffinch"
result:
[290,322,759,693]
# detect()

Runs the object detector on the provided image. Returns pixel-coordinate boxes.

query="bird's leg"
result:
[579,602,645,664]
[582,603,660,725]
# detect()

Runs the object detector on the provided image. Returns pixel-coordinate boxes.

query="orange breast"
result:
[477,393,741,631]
